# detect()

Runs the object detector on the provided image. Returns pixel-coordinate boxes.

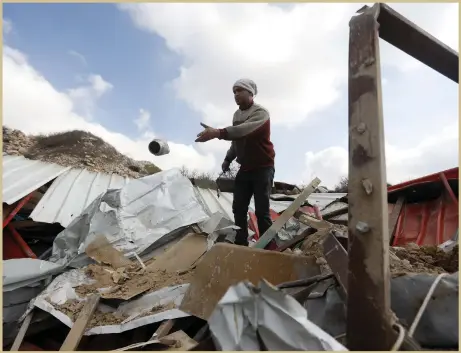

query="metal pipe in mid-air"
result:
[148,139,170,156]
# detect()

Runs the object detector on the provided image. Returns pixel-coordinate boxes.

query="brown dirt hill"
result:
[2,127,161,178]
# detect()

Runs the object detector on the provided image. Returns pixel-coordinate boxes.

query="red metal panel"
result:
[388,167,458,193]
[3,228,28,259]
[313,205,323,220]
[3,193,34,228]
[415,203,430,245]
[4,225,37,259]
[248,212,259,239]
[248,210,278,250]
[390,196,458,246]
[440,171,458,206]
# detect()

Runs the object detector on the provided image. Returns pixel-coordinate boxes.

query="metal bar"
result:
[3,193,34,228]
[377,3,458,83]
[440,172,458,206]
[323,232,349,299]
[7,224,37,259]
[392,206,405,246]
[416,203,430,245]
[388,196,405,245]
[347,4,395,350]
[276,273,334,289]
[436,199,446,245]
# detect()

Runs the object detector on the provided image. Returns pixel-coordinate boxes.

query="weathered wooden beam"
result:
[253,177,321,249]
[60,294,100,351]
[296,212,333,230]
[276,228,316,252]
[10,311,34,351]
[153,319,175,339]
[346,4,395,350]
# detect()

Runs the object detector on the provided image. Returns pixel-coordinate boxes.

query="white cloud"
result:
[68,50,87,66]
[303,147,348,188]
[303,121,459,189]
[67,74,113,118]
[4,4,456,188]
[119,3,457,130]
[3,18,12,34]
[120,2,458,186]
[2,45,216,173]
[134,109,151,131]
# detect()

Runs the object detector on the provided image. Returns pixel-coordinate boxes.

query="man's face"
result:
[233,86,253,106]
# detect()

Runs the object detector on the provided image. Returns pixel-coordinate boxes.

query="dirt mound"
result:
[3,127,161,178]
[390,243,458,277]
[54,259,191,327]
[300,227,458,278]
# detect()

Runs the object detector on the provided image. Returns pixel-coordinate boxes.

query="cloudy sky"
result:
[3,3,459,188]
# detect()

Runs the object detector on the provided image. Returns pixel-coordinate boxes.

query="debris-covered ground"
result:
[2,129,458,351]
[299,225,459,278]
[390,243,458,276]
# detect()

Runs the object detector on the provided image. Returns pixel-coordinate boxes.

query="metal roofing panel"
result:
[308,193,347,210]
[30,168,131,227]
[2,155,70,205]
[194,187,346,221]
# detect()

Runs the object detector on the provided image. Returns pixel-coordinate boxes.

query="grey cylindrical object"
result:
[148,139,170,156]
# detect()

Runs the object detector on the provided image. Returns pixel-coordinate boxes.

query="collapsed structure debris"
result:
[2,3,459,351]
[4,153,458,351]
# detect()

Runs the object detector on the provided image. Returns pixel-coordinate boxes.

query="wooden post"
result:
[346,4,395,350]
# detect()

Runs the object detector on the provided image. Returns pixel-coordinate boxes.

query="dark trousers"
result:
[232,166,275,246]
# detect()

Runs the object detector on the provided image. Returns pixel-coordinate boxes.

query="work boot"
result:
[234,230,249,247]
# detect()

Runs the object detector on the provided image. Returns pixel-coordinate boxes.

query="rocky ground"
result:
[3,127,161,178]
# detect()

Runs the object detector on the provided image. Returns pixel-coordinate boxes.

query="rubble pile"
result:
[299,224,458,278]
[2,159,458,351]
[3,127,161,178]
[52,259,191,328]
[390,243,458,277]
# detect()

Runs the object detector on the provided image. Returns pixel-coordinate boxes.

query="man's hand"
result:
[222,160,230,173]
[195,123,220,142]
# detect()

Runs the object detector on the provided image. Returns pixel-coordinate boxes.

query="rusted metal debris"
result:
[347,3,396,350]
[322,232,348,300]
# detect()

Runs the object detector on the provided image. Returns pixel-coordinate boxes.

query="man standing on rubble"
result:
[195,79,275,246]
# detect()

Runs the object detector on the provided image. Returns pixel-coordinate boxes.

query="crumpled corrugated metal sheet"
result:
[30,168,130,227]
[3,153,347,228]
[2,154,70,205]
[194,188,346,222]
[2,154,131,227]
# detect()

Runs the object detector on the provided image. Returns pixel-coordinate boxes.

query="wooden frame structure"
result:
[346,3,458,350]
